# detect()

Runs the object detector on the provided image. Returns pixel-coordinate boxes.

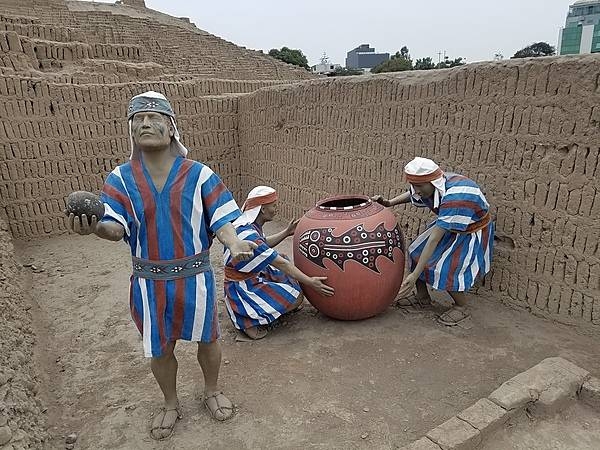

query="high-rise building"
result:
[345,44,389,70]
[558,0,600,54]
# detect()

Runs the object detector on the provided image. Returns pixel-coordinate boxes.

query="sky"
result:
[86,0,574,66]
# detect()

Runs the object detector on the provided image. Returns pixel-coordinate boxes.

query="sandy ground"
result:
[484,404,600,450]
[17,222,600,450]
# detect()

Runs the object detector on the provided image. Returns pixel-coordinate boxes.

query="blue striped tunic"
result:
[224,224,301,331]
[100,156,241,357]
[408,173,494,292]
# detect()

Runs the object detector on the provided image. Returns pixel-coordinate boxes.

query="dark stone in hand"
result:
[66,191,105,225]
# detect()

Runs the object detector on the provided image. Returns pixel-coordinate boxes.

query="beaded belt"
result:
[132,252,211,280]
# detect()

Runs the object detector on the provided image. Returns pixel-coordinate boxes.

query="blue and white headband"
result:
[127,91,188,160]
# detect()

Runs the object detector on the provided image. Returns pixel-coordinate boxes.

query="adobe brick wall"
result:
[236,55,600,328]
[1,3,599,330]
[0,0,68,16]
[63,7,315,81]
[121,0,146,8]
[2,56,599,328]
[0,76,254,238]
[0,0,317,81]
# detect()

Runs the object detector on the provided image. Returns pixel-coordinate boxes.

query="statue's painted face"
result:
[131,112,173,151]
[411,182,435,198]
[259,201,278,222]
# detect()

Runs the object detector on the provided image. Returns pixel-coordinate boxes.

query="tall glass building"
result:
[558,0,600,54]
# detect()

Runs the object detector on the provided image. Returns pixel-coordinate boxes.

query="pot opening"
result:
[317,196,371,210]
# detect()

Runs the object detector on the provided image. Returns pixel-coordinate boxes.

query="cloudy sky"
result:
[88,0,574,66]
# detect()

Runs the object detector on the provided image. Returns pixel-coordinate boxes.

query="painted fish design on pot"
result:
[297,223,403,274]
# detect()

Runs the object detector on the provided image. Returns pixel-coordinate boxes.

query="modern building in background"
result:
[311,54,342,75]
[311,62,342,75]
[345,44,389,70]
[558,0,600,54]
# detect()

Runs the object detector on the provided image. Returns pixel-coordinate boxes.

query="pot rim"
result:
[315,194,373,211]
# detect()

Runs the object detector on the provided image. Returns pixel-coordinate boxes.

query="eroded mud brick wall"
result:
[0,78,244,238]
[0,0,312,239]
[0,0,316,82]
[63,4,314,81]
[238,55,600,328]
[0,215,47,448]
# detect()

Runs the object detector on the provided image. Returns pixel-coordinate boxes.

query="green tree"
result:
[512,42,555,58]
[414,57,435,70]
[397,46,410,60]
[390,46,411,62]
[371,57,413,73]
[372,46,413,73]
[436,56,466,69]
[268,47,310,69]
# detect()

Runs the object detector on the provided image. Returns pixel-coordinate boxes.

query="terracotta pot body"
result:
[293,195,405,320]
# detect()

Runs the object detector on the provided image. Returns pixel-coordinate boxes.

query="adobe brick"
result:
[585,146,598,177]
[570,291,584,318]
[5,31,22,52]
[548,282,562,314]
[559,287,573,316]
[0,33,9,52]
[589,264,600,291]
[583,295,594,322]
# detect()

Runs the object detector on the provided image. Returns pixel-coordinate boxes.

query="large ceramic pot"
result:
[293,195,405,320]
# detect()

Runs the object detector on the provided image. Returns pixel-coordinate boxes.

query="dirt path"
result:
[18,223,600,449]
